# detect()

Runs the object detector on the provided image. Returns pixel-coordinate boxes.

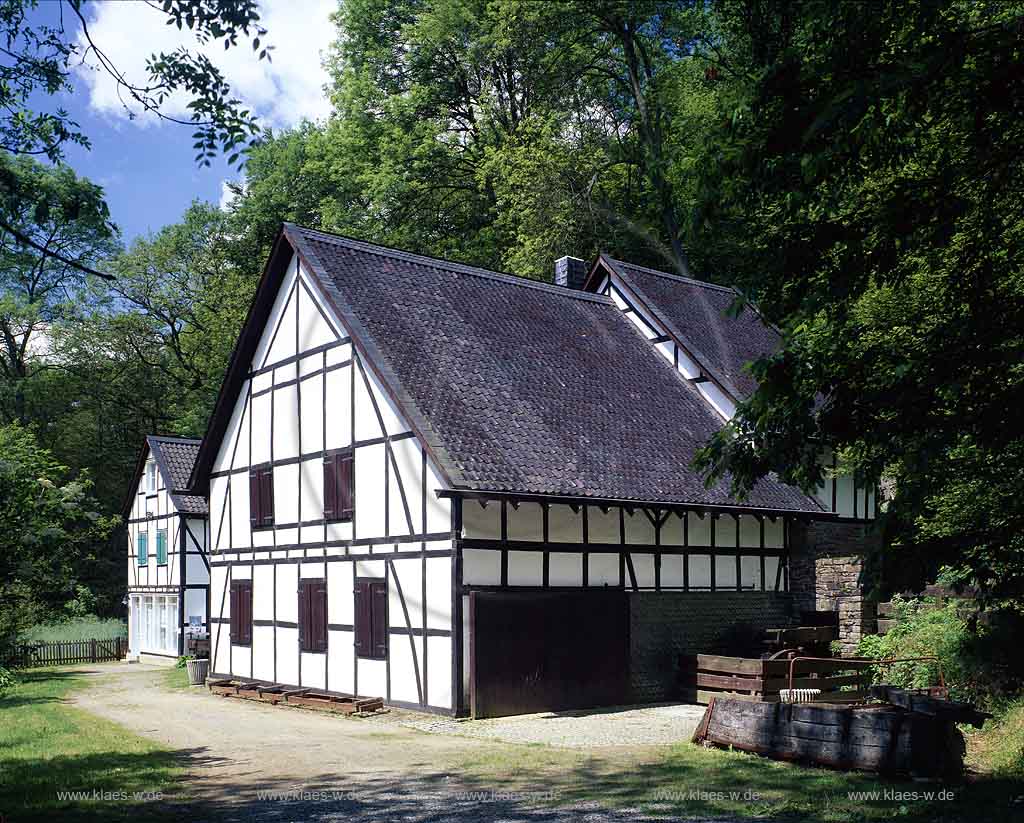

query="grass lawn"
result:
[456,714,1024,823]
[161,663,191,691]
[0,666,183,822]
[19,617,127,643]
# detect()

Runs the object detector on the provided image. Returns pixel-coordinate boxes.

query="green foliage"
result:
[0,666,15,696]
[693,0,1024,603]
[19,617,127,644]
[967,698,1024,778]
[0,0,268,165]
[0,154,117,425]
[0,422,117,657]
[70,201,257,438]
[856,596,1022,706]
[231,0,732,279]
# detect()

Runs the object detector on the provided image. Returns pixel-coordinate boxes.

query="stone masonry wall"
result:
[628,591,794,703]
[790,520,881,655]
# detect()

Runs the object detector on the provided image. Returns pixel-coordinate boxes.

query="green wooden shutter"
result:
[156,529,167,565]
[137,533,148,565]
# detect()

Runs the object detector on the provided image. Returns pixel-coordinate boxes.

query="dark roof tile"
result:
[286,226,818,512]
[147,436,207,515]
[602,258,780,400]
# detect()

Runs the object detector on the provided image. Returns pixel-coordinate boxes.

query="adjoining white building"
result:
[124,224,876,715]
[123,436,209,662]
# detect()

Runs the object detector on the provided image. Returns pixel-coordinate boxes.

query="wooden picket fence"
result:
[6,636,127,668]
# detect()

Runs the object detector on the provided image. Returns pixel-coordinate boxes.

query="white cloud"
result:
[74,0,335,130]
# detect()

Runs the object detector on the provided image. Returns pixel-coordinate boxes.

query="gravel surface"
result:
[403,704,705,748]
[67,664,709,822]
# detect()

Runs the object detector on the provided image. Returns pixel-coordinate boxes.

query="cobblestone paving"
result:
[403,703,706,748]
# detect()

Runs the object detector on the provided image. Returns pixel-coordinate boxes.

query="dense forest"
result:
[3,0,1023,644]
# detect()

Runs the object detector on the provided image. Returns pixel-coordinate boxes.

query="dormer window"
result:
[145,461,158,494]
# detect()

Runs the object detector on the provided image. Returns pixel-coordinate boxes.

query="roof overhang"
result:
[437,488,833,522]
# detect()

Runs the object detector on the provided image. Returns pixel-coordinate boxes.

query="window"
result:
[323,450,354,522]
[354,578,387,660]
[156,529,168,565]
[229,580,252,646]
[298,579,327,653]
[145,460,158,493]
[137,533,148,565]
[248,464,274,529]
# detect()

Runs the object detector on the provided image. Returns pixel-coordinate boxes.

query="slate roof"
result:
[598,257,780,401]
[283,225,820,512]
[147,436,207,515]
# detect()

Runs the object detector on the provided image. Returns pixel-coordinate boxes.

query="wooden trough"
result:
[681,653,872,704]
[692,687,989,778]
[206,679,383,715]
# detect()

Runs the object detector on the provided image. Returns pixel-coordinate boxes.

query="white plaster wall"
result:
[588,553,619,586]
[507,551,542,585]
[548,553,582,586]
[507,502,543,541]
[624,510,656,544]
[462,500,500,540]
[462,549,500,585]
[548,505,582,542]
[689,554,712,589]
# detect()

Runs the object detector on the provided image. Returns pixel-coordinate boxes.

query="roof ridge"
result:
[286,224,613,305]
[606,256,737,294]
[147,435,201,445]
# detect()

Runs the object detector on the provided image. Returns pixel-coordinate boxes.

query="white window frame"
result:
[145,461,158,494]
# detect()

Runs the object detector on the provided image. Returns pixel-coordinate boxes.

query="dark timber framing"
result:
[123,439,210,659]
[204,259,455,714]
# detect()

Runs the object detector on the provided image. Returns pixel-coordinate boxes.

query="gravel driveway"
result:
[404,704,705,748]
[70,663,704,822]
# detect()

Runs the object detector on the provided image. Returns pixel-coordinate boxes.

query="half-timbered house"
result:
[123,436,210,662]
[160,224,882,718]
[579,255,880,650]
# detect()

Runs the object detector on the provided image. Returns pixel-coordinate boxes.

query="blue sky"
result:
[37,0,336,242]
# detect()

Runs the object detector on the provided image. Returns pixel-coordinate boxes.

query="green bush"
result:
[0,666,15,696]
[856,595,1022,707]
[19,616,127,644]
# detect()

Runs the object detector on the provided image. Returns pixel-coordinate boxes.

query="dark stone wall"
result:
[790,520,881,655]
[627,591,794,703]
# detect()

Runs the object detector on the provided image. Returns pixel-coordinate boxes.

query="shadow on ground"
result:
[13,744,1019,823]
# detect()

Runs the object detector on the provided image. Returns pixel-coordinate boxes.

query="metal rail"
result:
[786,654,944,695]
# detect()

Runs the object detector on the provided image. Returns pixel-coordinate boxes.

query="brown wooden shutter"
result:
[297,581,308,651]
[249,468,260,528]
[230,581,252,645]
[353,579,369,657]
[339,453,354,520]
[260,466,274,526]
[229,583,238,642]
[312,580,327,652]
[323,454,337,520]
[240,582,252,645]
[371,579,387,659]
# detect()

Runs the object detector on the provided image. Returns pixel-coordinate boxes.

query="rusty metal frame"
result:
[786,655,944,695]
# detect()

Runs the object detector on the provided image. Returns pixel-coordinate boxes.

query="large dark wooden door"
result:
[469,590,629,718]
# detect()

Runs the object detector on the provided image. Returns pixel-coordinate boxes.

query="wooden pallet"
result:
[205,679,383,714]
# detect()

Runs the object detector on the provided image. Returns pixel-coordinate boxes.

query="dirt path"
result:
[70,664,677,822]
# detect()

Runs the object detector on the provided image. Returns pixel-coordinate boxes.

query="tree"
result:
[692,0,1024,603]
[0,155,117,425]
[230,0,729,280]
[0,422,116,655]
[0,0,273,279]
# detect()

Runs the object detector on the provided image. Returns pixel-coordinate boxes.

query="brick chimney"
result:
[554,256,587,290]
